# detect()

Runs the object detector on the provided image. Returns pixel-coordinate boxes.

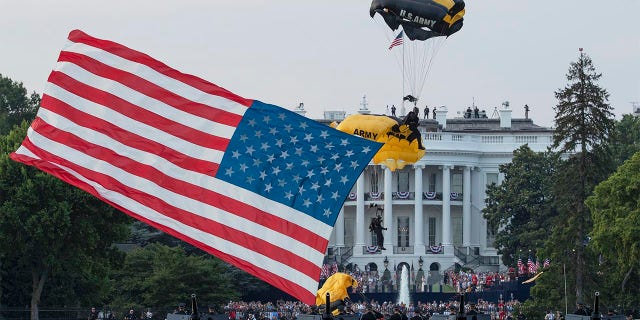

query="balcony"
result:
[345,192,464,202]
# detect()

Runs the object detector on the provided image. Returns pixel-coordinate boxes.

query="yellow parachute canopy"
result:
[333,114,425,171]
[315,272,358,315]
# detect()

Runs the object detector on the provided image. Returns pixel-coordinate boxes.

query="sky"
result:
[1,0,639,129]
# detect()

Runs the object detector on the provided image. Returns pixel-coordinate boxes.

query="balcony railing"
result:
[345,192,464,202]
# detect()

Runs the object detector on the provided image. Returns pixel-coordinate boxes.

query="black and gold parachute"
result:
[370,0,465,41]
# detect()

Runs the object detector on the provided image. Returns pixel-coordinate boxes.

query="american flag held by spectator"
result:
[10,30,381,305]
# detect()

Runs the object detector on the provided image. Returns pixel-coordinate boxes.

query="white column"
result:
[383,165,393,251]
[463,166,472,248]
[355,172,365,255]
[414,164,425,255]
[335,207,345,247]
[442,165,452,253]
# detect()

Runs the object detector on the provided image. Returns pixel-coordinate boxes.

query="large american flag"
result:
[10,30,381,304]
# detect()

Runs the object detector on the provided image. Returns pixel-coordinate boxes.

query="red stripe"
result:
[66,30,254,109]
[28,118,328,256]
[17,132,322,280]
[56,51,243,130]
[9,151,317,305]
[40,94,220,176]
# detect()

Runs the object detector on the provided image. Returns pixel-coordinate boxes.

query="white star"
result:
[320,130,329,139]
[306,170,316,178]
[301,160,310,167]
[284,191,294,200]
[350,160,359,169]
[331,153,340,160]
[255,130,263,139]
[362,146,372,154]
[275,139,284,148]
[310,182,320,191]
[285,162,294,170]
[340,175,349,184]
[295,147,303,156]
[260,142,270,151]
[302,199,312,207]
[324,142,334,150]
[299,122,309,130]
[290,135,299,144]
[334,162,343,172]
[245,145,255,156]
[272,166,282,175]
[259,171,268,180]
[310,145,319,153]
[345,150,354,157]
[263,115,271,123]
[323,208,332,217]
[278,113,286,121]
[316,194,324,203]
[280,150,290,159]
[324,179,333,187]
[331,191,339,200]
[240,134,248,142]
[284,124,293,133]
[247,119,257,127]
[278,179,286,187]
[320,167,329,175]
[264,183,273,193]
[317,156,325,164]
[341,138,349,146]
[269,127,278,135]
[253,158,262,167]
[304,133,313,142]
[239,163,248,172]
[246,176,255,184]
[225,167,234,176]
[266,154,276,163]
[293,175,302,184]
[298,185,306,194]
[232,150,241,159]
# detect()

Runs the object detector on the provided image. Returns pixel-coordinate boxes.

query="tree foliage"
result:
[110,243,238,311]
[586,151,640,307]
[0,74,39,135]
[548,50,615,301]
[483,145,558,266]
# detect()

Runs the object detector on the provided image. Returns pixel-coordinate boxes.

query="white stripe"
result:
[62,41,247,116]
[44,82,225,163]
[53,61,236,140]
[24,125,330,260]
[13,145,318,298]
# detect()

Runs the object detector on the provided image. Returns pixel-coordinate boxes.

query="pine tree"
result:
[551,49,615,302]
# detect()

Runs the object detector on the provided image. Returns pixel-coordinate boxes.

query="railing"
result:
[345,192,464,202]
[394,246,414,254]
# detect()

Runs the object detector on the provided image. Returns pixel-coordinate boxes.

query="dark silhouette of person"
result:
[473,106,479,118]
[574,302,589,316]
[432,107,436,119]
[391,105,397,116]
[465,107,472,118]
[369,214,387,250]
[466,303,480,320]
[88,308,99,320]
[524,104,530,119]
[424,105,429,119]
[403,111,424,149]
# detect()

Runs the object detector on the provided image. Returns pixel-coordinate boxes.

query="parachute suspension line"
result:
[416,37,446,101]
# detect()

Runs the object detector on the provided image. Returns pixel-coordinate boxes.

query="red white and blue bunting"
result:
[429,245,443,253]
[396,191,410,199]
[450,192,460,200]
[424,191,436,200]
[366,245,379,253]
[369,192,382,200]
[347,192,357,200]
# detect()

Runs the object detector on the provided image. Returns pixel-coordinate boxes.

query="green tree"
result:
[609,114,640,168]
[0,122,130,318]
[483,145,558,266]
[549,49,615,301]
[0,74,39,135]
[586,151,640,307]
[111,243,238,310]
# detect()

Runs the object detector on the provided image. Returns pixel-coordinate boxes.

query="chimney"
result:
[499,101,512,128]
[435,105,448,128]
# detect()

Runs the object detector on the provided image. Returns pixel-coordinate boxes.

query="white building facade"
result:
[312,104,554,283]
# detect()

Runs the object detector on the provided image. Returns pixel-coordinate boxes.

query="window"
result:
[428,217,436,246]
[397,217,410,247]
[429,173,436,192]
[486,172,499,187]
[344,218,354,246]
[370,169,380,193]
[452,172,463,194]
[397,171,409,192]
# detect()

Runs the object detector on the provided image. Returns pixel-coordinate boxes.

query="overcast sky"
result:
[2,0,639,128]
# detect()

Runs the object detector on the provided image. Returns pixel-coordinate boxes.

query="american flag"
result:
[517,258,524,275]
[388,31,404,50]
[10,30,381,305]
[528,257,537,274]
[543,258,551,268]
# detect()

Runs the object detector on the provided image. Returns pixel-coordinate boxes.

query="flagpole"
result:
[402,31,405,116]
[564,263,568,315]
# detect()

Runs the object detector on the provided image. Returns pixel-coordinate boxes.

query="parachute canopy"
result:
[333,113,425,171]
[315,272,358,314]
[370,0,465,41]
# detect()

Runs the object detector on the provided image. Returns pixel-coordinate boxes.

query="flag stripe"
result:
[23,121,329,258]
[17,130,323,279]
[67,30,253,110]
[38,96,219,175]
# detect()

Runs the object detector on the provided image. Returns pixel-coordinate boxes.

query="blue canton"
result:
[217,101,381,226]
